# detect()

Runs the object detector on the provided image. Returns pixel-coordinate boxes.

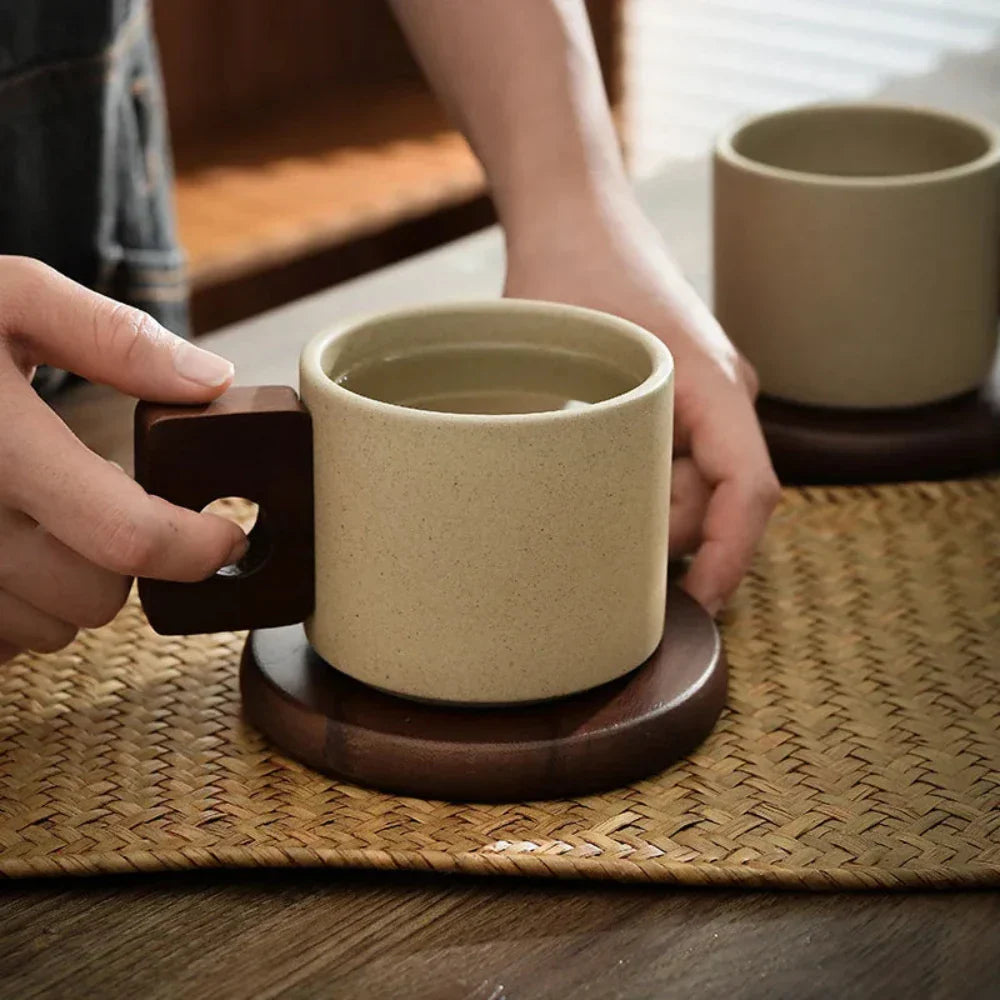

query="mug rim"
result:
[299,299,674,423]
[715,101,1000,188]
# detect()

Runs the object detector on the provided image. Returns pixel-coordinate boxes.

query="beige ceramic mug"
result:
[135,300,674,705]
[714,102,1000,408]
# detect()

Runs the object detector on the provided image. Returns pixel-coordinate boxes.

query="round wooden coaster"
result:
[758,372,1000,486]
[239,586,726,802]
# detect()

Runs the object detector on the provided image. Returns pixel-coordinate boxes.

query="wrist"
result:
[498,160,640,260]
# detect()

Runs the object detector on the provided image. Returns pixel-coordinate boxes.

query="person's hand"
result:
[504,203,780,615]
[0,257,248,664]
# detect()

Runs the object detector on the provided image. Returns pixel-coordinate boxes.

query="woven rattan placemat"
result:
[1,481,998,888]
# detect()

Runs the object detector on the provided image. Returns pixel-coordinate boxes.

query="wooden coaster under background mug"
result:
[714,102,1000,484]
[135,301,726,800]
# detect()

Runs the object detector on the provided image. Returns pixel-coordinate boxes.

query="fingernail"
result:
[705,597,723,617]
[686,581,723,617]
[225,533,249,566]
[173,341,235,387]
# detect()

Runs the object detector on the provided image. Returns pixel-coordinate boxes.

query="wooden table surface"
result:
[4,48,1000,1000]
[3,872,999,1000]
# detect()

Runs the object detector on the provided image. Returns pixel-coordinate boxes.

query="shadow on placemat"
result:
[1,481,998,889]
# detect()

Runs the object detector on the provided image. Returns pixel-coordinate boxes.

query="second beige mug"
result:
[135,300,674,705]
[714,102,1000,409]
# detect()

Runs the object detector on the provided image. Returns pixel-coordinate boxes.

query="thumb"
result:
[1,256,233,402]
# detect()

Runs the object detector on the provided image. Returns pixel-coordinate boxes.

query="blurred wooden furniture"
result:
[153,0,625,332]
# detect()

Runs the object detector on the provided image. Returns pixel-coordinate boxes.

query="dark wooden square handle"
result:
[134,386,314,634]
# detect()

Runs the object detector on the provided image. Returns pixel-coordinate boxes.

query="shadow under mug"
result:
[714,102,1000,409]
[135,300,674,705]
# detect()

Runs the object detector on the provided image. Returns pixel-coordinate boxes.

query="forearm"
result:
[388,0,634,246]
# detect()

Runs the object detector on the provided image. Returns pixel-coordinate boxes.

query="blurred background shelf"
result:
[173,87,483,291]
[171,85,490,331]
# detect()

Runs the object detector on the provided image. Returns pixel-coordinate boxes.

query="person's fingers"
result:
[681,478,777,614]
[0,256,233,403]
[0,507,131,628]
[0,589,78,654]
[0,371,247,581]
[669,456,710,555]
[680,386,780,614]
[0,640,21,665]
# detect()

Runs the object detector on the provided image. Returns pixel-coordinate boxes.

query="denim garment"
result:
[0,0,188,336]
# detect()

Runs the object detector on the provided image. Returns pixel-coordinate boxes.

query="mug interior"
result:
[316,302,665,415]
[730,105,995,180]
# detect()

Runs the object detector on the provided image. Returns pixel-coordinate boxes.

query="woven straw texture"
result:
[1,480,998,888]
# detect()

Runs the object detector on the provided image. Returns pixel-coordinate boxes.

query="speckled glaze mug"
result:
[135,301,674,704]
